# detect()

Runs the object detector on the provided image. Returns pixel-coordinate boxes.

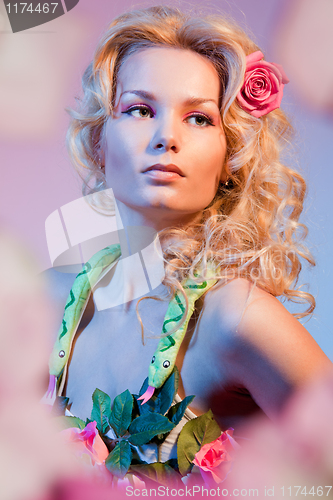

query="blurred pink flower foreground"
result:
[193,429,240,484]
[61,421,109,466]
[226,374,333,494]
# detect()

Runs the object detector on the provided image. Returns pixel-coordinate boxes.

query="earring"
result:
[97,156,104,170]
[219,179,230,189]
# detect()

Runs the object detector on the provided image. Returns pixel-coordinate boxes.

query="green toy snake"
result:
[46,244,218,404]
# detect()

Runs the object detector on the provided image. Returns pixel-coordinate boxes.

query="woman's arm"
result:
[223,284,332,418]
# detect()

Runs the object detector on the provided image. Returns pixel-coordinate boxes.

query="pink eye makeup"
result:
[121,104,155,118]
[184,112,215,127]
[121,105,215,127]
[119,88,217,128]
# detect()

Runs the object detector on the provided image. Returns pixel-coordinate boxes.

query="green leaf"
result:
[129,456,149,466]
[128,413,175,446]
[137,368,179,416]
[130,462,182,487]
[105,440,132,479]
[137,378,156,415]
[91,388,111,434]
[155,367,179,415]
[167,395,195,425]
[109,390,133,437]
[177,409,221,476]
[51,396,69,417]
[138,378,149,398]
[131,395,141,420]
[55,415,86,430]
[164,458,178,471]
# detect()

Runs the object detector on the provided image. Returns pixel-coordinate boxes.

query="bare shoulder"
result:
[235,281,331,382]
[205,277,267,333]
[204,278,332,416]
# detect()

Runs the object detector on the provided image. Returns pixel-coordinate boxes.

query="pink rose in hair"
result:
[192,429,240,485]
[237,51,289,117]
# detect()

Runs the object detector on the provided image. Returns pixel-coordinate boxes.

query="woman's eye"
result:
[186,114,214,127]
[123,106,154,118]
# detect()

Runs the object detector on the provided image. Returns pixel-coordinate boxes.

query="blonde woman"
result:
[46,6,331,466]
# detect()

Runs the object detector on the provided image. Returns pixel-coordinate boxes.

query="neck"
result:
[93,199,168,311]
[114,198,203,255]
[115,200,159,258]
[94,196,203,311]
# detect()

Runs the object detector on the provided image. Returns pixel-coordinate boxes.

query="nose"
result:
[150,113,181,153]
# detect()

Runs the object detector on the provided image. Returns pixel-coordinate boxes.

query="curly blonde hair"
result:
[66,5,315,319]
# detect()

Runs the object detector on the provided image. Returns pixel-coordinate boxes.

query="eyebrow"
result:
[120,90,219,106]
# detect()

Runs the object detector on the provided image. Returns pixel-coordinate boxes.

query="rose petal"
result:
[92,433,110,463]
[212,459,234,482]
[60,422,109,466]
[193,431,238,468]
[221,429,241,451]
[246,69,279,94]
[236,91,257,111]
[80,422,98,451]
[245,51,264,65]
[246,61,283,84]
[245,79,270,97]
[249,101,279,117]
[237,52,288,117]
[271,63,290,84]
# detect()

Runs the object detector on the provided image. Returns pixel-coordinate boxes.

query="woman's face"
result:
[103,47,227,225]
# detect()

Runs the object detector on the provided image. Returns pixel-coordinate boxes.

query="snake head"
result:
[140,352,175,404]
[148,351,175,389]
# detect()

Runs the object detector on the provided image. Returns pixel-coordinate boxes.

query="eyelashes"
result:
[122,104,214,127]
[122,104,155,119]
[185,114,214,127]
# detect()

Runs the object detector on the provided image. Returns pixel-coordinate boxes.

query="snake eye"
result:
[163,360,170,368]
[151,356,155,364]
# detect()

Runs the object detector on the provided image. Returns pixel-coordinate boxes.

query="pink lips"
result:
[144,163,185,177]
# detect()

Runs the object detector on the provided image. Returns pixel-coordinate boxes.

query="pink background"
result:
[1,0,332,357]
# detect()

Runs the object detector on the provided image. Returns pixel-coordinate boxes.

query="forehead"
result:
[116,47,221,104]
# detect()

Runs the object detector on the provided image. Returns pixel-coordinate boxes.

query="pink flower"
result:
[61,421,109,466]
[192,429,240,484]
[237,51,289,117]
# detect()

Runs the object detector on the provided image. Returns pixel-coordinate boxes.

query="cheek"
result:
[193,134,227,180]
[105,123,147,165]
[104,129,132,180]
